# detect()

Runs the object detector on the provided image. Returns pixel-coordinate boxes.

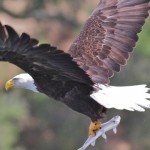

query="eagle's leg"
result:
[89,121,101,136]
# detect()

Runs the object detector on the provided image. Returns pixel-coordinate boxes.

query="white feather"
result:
[90,84,150,111]
[12,73,39,93]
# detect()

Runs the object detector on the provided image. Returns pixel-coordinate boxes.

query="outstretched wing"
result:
[68,0,150,84]
[0,22,93,85]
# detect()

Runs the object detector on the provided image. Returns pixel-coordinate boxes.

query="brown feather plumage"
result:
[68,0,150,84]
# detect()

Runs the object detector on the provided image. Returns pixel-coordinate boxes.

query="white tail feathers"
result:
[90,84,150,112]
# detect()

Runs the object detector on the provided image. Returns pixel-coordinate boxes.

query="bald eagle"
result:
[1,0,150,136]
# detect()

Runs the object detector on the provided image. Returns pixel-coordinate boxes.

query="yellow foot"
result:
[89,121,101,137]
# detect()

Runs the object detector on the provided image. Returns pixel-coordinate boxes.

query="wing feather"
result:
[0,22,93,86]
[68,0,150,84]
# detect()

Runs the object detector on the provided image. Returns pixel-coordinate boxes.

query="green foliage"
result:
[0,92,28,150]
[137,17,150,58]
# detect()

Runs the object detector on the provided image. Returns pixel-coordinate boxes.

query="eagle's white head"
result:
[5,73,39,93]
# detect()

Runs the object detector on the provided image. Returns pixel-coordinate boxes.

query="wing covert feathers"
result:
[68,0,150,84]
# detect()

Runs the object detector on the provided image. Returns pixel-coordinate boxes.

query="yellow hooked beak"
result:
[5,79,15,91]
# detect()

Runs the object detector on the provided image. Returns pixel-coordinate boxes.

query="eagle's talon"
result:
[89,121,101,137]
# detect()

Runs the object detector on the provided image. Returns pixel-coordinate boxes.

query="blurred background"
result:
[0,0,150,150]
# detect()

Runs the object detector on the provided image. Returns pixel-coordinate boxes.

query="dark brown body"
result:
[33,75,107,121]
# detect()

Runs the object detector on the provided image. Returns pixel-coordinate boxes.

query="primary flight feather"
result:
[0,0,150,137]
